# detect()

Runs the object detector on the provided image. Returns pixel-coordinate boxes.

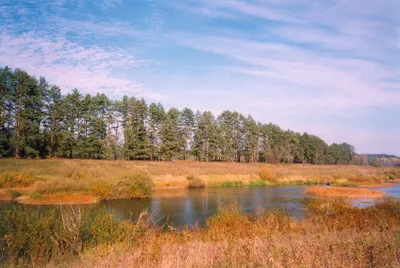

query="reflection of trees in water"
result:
[99,187,307,225]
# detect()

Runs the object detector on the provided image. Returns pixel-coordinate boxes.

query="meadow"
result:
[0,159,399,204]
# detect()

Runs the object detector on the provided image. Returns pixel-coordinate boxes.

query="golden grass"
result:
[17,194,99,205]
[0,159,398,204]
[52,199,400,268]
[305,186,385,198]
[0,171,35,188]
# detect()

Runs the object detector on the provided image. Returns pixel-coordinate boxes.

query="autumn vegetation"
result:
[0,159,399,204]
[305,186,385,198]
[0,198,399,267]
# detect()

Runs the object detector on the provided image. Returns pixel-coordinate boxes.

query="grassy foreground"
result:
[0,159,399,204]
[1,198,400,267]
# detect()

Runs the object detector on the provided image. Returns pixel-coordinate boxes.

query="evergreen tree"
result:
[160,108,181,160]
[180,108,195,160]
[148,102,166,160]
[0,66,13,157]
[0,66,358,164]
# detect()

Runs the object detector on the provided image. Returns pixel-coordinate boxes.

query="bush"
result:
[119,173,154,199]
[0,172,35,188]
[186,174,205,188]
[90,181,113,199]
[258,167,277,182]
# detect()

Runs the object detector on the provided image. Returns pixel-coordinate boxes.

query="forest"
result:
[0,67,355,164]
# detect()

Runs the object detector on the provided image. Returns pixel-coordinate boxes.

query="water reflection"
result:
[2,185,399,227]
[101,186,307,226]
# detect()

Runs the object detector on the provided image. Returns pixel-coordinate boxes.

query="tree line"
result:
[0,67,355,164]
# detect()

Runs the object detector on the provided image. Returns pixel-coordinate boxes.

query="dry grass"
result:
[0,159,398,204]
[305,186,385,198]
[0,171,35,188]
[186,174,205,188]
[258,167,277,182]
[55,198,400,268]
[17,193,99,205]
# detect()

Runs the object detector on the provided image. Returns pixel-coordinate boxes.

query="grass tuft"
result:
[0,172,35,188]
[186,174,205,188]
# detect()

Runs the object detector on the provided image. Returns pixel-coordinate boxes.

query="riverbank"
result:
[1,198,399,267]
[0,159,399,204]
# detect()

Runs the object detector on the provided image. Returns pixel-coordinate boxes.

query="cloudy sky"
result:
[0,0,399,155]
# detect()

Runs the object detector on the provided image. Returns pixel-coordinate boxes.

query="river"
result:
[1,185,400,227]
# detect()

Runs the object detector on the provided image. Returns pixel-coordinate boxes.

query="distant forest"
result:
[0,66,356,164]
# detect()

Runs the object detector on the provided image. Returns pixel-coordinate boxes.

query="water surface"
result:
[2,184,400,227]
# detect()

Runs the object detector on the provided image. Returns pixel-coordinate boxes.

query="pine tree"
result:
[0,67,13,157]
[148,102,166,160]
[0,66,358,164]
[160,108,181,160]
[180,108,195,160]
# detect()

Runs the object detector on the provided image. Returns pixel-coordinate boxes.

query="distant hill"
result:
[354,154,400,166]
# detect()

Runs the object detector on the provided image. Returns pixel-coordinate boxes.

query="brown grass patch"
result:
[0,189,12,200]
[17,193,99,205]
[305,186,385,198]
[360,182,399,188]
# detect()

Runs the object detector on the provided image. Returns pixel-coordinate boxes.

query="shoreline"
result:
[1,159,399,205]
[2,182,398,205]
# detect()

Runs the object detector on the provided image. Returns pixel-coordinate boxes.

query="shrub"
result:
[186,174,205,188]
[90,181,113,199]
[119,173,154,199]
[0,172,35,188]
[258,167,277,182]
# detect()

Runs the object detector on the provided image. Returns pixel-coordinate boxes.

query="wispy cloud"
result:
[0,0,399,154]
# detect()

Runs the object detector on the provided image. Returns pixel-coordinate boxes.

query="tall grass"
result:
[186,174,205,188]
[0,206,153,267]
[1,198,400,267]
[31,172,155,201]
[0,172,35,188]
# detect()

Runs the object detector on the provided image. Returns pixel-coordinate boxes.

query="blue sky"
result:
[0,0,399,155]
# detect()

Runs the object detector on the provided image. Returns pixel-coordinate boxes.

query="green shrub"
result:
[186,174,205,188]
[0,172,35,188]
[258,167,277,182]
[119,173,154,199]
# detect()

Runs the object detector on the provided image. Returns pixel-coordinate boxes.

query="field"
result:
[0,159,399,204]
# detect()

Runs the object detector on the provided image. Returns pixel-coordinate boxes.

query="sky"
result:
[0,0,399,155]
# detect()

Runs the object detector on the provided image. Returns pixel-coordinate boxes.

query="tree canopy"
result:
[0,67,356,164]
